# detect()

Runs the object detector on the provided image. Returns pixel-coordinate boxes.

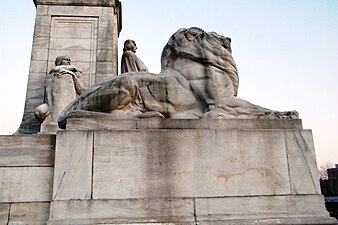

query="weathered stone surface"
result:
[52,130,93,200]
[36,55,86,134]
[195,195,335,224]
[121,39,148,73]
[8,203,50,225]
[0,167,53,202]
[92,129,291,199]
[34,0,118,7]
[0,204,10,224]
[44,121,334,224]
[285,130,321,194]
[65,117,303,131]
[0,135,55,167]
[17,2,120,134]
[49,199,194,224]
[59,27,298,126]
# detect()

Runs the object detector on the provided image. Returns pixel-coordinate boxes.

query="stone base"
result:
[40,122,62,134]
[48,196,336,225]
[47,119,336,225]
[0,134,55,224]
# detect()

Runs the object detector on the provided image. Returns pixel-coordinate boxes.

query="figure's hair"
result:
[161,27,239,96]
[55,55,70,66]
[123,39,136,52]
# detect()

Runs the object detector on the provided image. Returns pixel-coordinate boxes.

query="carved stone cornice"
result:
[33,0,119,7]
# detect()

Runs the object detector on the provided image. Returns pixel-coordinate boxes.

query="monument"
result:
[0,1,336,225]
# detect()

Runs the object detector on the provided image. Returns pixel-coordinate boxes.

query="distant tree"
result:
[319,161,334,180]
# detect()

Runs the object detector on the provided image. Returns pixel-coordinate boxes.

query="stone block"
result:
[50,38,94,50]
[34,0,117,7]
[49,199,194,224]
[48,6,103,16]
[102,7,114,17]
[25,85,45,101]
[98,38,115,49]
[0,204,10,224]
[285,130,321,194]
[92,129,290,199]
[33,24,51,38]
[98,18,114,28]
[52,130,93,200]
[98,26,114,39]
[97,49,114,61]
[0,135,55,167]
[50,17,98,40]
[26,78,45,92]
[96,62,114,74]
[29,60,48,73]
[195,195,335,224]
[31,48,49,61]
[35,15,51,27]
[32,37,49,49]
[65,118,303,131]
[0,167,53,202]
[36,5,48,15]
[48,49,92,62]
[8,202,50,225]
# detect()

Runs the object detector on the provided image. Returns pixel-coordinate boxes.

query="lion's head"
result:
[161,27,239,96]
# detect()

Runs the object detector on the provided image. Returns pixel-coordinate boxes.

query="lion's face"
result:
[161,27,239,96]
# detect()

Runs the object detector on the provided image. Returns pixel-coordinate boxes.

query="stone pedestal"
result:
[17,0,121,134]
[47,118,336,225]
[0,134,55,225]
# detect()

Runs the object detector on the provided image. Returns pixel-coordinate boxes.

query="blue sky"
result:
[0,0,337,167]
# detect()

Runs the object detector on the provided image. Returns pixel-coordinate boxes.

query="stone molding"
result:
[33,0,118,7]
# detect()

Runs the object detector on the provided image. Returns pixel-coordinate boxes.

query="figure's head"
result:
[55,55,71,66]
[123,39,137,53]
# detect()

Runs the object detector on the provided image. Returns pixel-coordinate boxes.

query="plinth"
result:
[47,118,336,224]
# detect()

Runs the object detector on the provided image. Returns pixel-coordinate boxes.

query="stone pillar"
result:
[16,0,122,134]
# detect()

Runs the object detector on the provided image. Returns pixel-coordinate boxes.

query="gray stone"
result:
[0,135,55,166]
[31,48,49,61]
[92,129,292,199]
[64,117,303,131]
[35,55,85,134]
[0,204,10,224]
[34,0,118,7]
[195,195,336,224]
[8,203,50,225]
[0,167,53,202]
[45,124,334,224]
[121,39,148,73]
[52,130,93,200]
[285,130,322,194]
[49,199,194,224]
[17,2,121,134]
[58,27,298,128]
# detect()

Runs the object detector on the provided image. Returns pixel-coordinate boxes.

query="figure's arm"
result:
[50,65,77,76]
[72,72,85,95]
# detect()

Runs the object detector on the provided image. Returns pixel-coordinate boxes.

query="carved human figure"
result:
[35,55,85,130]
[121,39,148,73]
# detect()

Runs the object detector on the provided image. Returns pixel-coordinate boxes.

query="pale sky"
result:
[0,0,337,167]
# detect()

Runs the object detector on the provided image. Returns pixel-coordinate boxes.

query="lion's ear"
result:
[223,37,232,53]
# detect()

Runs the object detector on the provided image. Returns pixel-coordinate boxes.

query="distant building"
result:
[321,164,338,196]
[327,164,338,195]
[320,164,338,220]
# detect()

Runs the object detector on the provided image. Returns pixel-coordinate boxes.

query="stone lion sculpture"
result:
[58,27,298,129]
